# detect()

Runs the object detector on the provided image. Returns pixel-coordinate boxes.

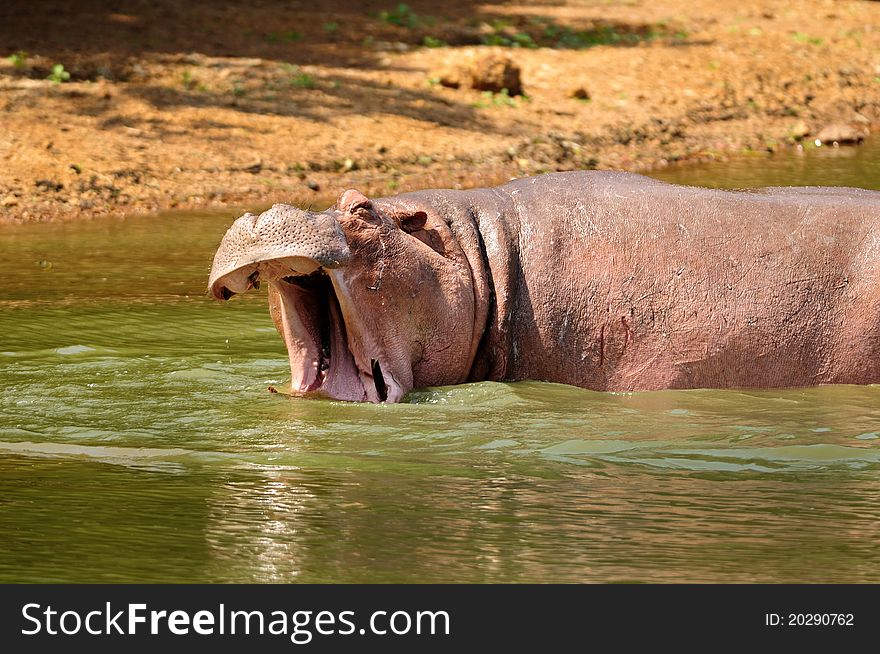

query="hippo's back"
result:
[495,170,880,216]
[470,170,880,390]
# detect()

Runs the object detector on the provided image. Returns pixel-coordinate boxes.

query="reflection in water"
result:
[1,145,879,583]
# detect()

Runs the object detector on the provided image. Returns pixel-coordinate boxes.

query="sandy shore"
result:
[1,0,878,223]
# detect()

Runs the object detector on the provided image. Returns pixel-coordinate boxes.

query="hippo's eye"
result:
[355,207,379,221]
[343,205,381,227]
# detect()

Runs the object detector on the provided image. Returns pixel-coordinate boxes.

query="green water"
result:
[2,141,880,583]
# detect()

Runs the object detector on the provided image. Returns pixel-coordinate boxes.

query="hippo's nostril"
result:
[220,287,235,300]
[371,359,388,402]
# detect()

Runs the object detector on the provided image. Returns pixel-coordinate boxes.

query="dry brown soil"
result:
[1,0,879,223]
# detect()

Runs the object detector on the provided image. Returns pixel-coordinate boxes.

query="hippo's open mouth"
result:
[270,269,390,403]
[207,203,406,403]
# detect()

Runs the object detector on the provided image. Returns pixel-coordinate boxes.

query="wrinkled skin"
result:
[208,171,880,402]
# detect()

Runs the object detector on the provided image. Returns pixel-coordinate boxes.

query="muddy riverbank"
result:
[1,0,879,223]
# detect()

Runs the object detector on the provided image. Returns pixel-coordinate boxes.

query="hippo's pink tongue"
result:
[270,272,367,401]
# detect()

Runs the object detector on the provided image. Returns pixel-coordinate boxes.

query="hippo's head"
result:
[208,190,482,403]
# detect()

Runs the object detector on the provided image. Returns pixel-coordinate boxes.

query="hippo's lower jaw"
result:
[268,267,400,403]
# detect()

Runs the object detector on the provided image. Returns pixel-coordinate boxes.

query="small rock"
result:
[435,68,463,90]
[2,195,19,207]
[789,120,810,140]
[306,180,320,191]
[35,179,64,192]
[469,53,523,95]
[570,87,591,101]
[431,52,524,96]
[242,160,262,174]
[814,123,868,145]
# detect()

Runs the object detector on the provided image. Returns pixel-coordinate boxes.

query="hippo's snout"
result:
[208,204,350,300]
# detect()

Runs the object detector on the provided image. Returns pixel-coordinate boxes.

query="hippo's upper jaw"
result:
[207,203,350,301]
[208,201,424,403]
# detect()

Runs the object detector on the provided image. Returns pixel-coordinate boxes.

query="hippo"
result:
[208,171,880,403]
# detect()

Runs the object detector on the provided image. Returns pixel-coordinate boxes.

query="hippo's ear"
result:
[338,189,372,214]
[386,207,448,254]
[395,211,428,234]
